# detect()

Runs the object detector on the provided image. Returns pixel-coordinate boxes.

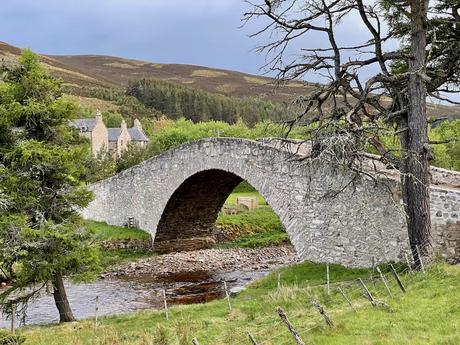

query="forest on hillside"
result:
[125,78,294,126]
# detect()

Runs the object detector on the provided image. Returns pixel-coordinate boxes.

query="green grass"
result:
[223,191,268,206]
[215,229,288,249]
[85,221,154,269]
[86,220,150,241]
[20,262,460,344]
[216,190,289,248]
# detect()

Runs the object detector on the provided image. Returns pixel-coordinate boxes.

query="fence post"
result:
[95,296,99,327]
[337,287,356,312]
[248,332,259,345]
[276,307,306,345]
[310,299,334,327]
[326,263,330,295]
[10,304,16,334]
[224,281,232,312]
[390,264,406,293]
[376,267,393,298]
[371,256,376,287]
[276,272,281,300]
[405,253,413,274]
[358,278,376,307]
[163,289,169,321]
[415,245,426,273]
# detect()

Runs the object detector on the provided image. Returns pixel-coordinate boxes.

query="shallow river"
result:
[0,269,270,328]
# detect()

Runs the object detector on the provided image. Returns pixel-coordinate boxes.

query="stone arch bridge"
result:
[83,138,460,267]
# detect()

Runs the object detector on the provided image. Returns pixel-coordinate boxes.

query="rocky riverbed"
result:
[102,245,299,278]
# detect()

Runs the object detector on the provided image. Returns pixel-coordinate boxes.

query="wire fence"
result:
[186,239,449,345]
[2,238,450,345]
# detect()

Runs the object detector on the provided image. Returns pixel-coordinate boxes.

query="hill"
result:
[1,41,459,120]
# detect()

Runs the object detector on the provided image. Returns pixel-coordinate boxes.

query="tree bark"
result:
[52,273,76,323]
[399,0,431,269]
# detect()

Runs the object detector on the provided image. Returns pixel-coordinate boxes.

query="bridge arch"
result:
[82,138,460,267]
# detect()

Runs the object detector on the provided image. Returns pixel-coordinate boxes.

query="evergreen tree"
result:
[0,50,100,322]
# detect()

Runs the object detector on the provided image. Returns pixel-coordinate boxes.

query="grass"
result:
[216,190,289,248]
[85,221,154,269]
[19,262,460,344]
[87,221,150,241]
[215,229,288,249]
[222,191,268,206]
[191,69,228,78]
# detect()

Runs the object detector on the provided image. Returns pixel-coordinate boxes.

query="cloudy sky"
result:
[1,0,279,74]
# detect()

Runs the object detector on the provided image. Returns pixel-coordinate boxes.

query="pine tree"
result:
[0,50,100,322]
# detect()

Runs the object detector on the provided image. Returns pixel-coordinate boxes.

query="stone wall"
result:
[82,138,460,267]
[430,188,460,262]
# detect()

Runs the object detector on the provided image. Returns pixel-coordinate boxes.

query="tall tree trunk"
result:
[52,273,76,323]
[399,0,431,268]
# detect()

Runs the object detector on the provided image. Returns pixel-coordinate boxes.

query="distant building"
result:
[73,110,149,158]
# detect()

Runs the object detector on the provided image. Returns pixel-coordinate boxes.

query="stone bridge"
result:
[83,138,460,267]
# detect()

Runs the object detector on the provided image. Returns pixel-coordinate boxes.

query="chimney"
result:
[95,109,103,123]
[134,118,142,130]
[121,119,128,132]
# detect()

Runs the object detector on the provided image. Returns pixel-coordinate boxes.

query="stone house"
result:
[73,110,108,156]
[73,110,149,158]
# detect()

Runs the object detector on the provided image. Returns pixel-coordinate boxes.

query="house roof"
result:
[108,128,121,142]
[128,128,149,142]
[73,119,97,132]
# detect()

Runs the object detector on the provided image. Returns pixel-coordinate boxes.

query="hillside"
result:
[1,41,459,120]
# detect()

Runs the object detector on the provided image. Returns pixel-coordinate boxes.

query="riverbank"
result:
[16,262,460,345]
[102,245,299,279]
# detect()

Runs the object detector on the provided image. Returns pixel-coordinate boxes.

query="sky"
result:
[0,0,273,75]
[1,0,457,105]
[0,0,376,78]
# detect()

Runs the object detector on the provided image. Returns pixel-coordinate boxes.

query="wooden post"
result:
[405,253,413,274]
[358,278,376,307]
[390,264,406,293]
[376,267,393,298]
[326,263,330,295]
[248,332,259,345]
[10,304,16,334]
[223,281,232,312]
[276,272,281,300]
[337,287,356,312]
[276,307,306,345]
[192,337,200,345]
[310,299,334,327]
[163,289,169,321]
[95,296,99,327]
[416,245,426,273]
[371,256,376,287]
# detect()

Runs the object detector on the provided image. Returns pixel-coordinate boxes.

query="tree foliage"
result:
[126,78,293,126]
[0,50,100,322]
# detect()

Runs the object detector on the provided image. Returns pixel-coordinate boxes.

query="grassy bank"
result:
[19,261,460,344]
[86,221,155,269]
[216,190,289,248]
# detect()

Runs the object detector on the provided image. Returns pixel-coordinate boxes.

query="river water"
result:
[0,269,270,328]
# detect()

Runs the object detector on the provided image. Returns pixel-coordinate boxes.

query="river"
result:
[0,245,298,328]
